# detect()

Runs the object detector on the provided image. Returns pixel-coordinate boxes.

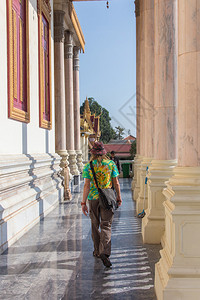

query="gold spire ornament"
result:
[84,97,91,115]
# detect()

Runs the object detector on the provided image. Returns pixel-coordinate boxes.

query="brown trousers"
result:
[89,199,114,256]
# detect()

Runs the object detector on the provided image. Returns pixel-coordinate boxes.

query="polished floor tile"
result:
[0,179,161,299]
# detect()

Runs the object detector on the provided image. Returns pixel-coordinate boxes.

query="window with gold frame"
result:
[7,0,30,123]
[38,0,52,129]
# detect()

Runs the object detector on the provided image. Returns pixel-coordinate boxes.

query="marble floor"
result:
[0,178,161,300]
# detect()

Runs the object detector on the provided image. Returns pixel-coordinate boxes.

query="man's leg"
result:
[99,208,114,257]
[89,199,100,256]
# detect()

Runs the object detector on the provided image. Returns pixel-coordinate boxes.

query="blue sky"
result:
[74,0,136,137]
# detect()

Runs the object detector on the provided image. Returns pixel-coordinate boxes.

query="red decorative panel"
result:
[42,14,50,121]
[7,0,30,122]
[38,0,52,129]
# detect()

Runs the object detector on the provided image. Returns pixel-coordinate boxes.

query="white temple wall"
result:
[0,0,63,254]
[0,0,55,155]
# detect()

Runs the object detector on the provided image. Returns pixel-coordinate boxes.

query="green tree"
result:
[80,97,116,144]
[130,140,136,159]
[115,126,125,140]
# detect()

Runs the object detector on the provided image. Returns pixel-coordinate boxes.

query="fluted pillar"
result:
[142,0,177,244]
[139,0,145,158]
[54,10,71,201]
[155,1,200,298]
[136,0,153,214]
[64,30,79,176]
[54,11,66,152]
[132,0,141,200]
[84,135,89,162]
[134,0,145,208]
[144,0,154,159]
[135,0,140,157]
[153,0,177,162]
[80,134,85,161]
[73,46,83,172]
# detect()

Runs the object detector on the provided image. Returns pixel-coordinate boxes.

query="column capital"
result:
[73,46,80,58]
[64,30,73,59]
[134,0,140,17]
[54,10,65,43]
[73,46,80,71]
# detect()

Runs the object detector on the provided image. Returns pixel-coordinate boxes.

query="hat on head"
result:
[90,141,107,155]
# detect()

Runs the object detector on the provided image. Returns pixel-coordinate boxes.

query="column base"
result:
[68,150,80,176]
[155,260,200,300]
[136,157,152,215]
[142,217,165,244]
[76,150,84,173]
[142,159,177,244]
[64,187,72,201]
[56,150,72,201]
[155,167,200,300]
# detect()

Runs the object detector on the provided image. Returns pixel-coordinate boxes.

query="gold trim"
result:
[69,3,85,52]
[7,0,30,123]
[38,0,52,130]
[38,0,51,15]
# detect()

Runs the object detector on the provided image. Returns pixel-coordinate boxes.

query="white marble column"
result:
[73,46,84,172]
[132,0,141,200]
[135,0,140,157]
[142,0,177,244]
[136,0,153,214]
[144,0,154,159]
[54,10,71,201]
[80,134,85,162]
[134,0,145,207]
[64,30,79,176]
[139,0,145,159]
[54,11,66,153]
[84,135,89,162]
[155,1,200,298]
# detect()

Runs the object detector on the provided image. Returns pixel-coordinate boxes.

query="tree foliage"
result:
[80,97,116,144]
[114,126,125,140]
[130,139,137,159]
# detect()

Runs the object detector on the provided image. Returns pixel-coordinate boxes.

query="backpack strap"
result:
[90,161,99,189]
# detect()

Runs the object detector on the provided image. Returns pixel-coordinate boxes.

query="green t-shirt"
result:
[82,159,119,200]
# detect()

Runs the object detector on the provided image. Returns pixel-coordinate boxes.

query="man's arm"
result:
[81,178,90,216]
[112,177,122,206]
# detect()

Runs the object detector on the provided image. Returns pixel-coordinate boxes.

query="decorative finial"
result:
[84,97,91,115]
